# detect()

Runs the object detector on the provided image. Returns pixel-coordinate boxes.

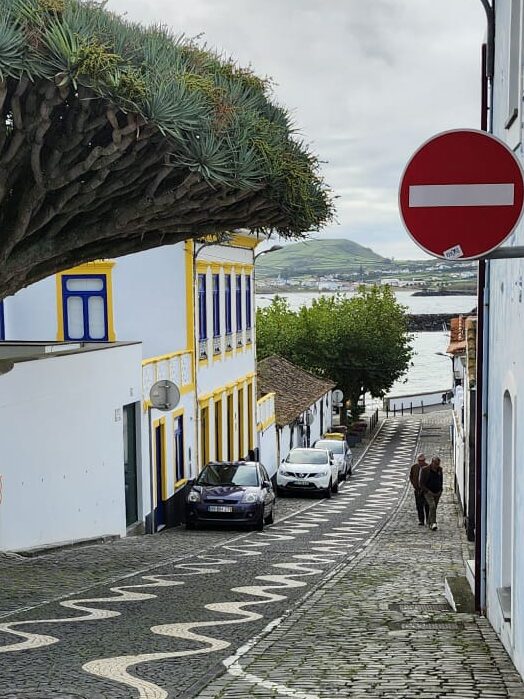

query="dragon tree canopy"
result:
[0,0,333,298]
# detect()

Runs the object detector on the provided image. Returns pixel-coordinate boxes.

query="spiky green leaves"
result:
[0,0,333,238]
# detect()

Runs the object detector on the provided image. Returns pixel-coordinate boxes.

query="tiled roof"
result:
[447,315,468,355]
[257,355,336,427]
[465,316,477,386]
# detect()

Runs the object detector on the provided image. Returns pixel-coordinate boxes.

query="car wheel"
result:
[264,508,274,525]
[332,479,339,494]
[324,481,332,498]
[340,470,347,482]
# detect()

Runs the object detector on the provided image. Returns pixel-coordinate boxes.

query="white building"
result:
[257,355,335,473]
[0,341,142,552]
[0,232,270,550]
[472,1,524,680]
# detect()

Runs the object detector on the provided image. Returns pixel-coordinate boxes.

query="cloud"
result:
[106,0,486,260]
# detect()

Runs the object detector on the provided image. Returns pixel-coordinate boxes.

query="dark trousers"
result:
[414,490,429,523]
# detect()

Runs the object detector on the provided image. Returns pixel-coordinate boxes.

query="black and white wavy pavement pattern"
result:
[0,418,420,699]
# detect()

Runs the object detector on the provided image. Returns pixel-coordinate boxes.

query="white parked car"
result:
[276,448,339,498]
[313,439,353,481]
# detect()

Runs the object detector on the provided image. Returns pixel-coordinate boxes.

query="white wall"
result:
[0,343,142,552]
[113,244,189,357]
[484,1,524,678]
[3,276,57,340]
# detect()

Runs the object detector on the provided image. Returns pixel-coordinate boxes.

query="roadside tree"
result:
[0,0,332,299]
[257,287,413,420]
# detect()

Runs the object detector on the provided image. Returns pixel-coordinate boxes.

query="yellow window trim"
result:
[56,260,116,342]
[185,241,195,354]
[257,415,276,432]
[174,478,188,491]
[142,349,192,366]
[229,233,262,249]
[196,261,254,274]
[257,392,276,407]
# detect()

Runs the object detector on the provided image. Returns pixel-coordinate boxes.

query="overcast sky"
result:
[107,0,486,260]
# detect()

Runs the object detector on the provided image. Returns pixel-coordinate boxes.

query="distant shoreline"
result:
[255,287,476,297]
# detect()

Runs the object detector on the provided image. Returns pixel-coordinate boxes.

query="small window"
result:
[225,275,232,334]
[236,274,242,332]
[245,274,252,329]
[174,416,185,482]
[198,273,207,341]
[212,274,220,338]
[62,274,108,341]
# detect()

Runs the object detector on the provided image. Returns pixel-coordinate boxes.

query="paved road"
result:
[0,418,420,699]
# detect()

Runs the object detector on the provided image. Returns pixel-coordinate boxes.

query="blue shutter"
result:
[236,275,242,331]
[198,274,207,340]
[213,274,220,337]
[245,274,252,329]
[225,275,232,334]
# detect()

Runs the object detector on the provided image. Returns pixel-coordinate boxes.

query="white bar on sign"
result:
[409,183,514,207]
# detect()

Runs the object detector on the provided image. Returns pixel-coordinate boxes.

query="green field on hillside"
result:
[256,238,386,278]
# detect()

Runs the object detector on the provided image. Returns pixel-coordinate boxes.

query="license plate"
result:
[293,479,310,486]
[208,505,233,513]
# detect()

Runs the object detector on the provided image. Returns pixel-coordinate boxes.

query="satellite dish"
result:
[149,380,180,412]
[332,389,344,405]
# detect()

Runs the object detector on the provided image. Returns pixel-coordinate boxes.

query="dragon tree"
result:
[0,0,333,299]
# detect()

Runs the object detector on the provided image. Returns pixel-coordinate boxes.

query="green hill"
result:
[256,238,387,278]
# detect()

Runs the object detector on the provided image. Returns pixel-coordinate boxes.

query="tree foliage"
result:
[256,287,414,419]
[0,0,333,298]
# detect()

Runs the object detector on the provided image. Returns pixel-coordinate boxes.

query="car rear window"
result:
[315,440,344,454]
[197,463,259,486]
[286,449,329,465]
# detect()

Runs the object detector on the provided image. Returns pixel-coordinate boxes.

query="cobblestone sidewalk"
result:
[196,411,524,699]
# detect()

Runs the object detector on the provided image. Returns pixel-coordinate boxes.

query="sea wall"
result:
[407,314,455,331]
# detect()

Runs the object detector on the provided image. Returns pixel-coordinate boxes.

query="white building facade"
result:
[0,232,270,549]
[479,0,524,680]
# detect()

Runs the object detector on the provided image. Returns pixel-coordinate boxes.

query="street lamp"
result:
[254,244,283,261]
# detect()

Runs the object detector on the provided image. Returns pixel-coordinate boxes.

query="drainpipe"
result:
[475,25,493,613]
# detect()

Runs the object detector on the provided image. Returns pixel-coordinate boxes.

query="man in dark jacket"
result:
[410,453,429,525]
[420,456,443,531]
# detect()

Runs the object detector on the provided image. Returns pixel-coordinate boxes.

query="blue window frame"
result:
[0,301,4,341]
[245,274,252,329]
[236,274,242,332]
[62,274,108,341]
[225,274,232,334]
[198,273,207,340]
[174,416,185,481]
[212,274,220,337]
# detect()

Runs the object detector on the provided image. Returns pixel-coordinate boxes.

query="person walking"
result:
[410,453,429,526]
[420,456,443,531]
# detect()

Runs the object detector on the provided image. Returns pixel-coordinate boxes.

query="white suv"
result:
[276,447,339,498]
[313,439,353,481]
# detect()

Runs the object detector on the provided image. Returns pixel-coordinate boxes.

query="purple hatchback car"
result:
[185,461,275,531]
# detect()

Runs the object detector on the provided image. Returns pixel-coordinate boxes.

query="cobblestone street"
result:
[196,411,524,699]
[1,413,523,698]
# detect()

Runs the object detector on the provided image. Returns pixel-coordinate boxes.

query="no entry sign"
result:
[399,129,524,260]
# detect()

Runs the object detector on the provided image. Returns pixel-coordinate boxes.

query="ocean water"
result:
[256,291,477,397]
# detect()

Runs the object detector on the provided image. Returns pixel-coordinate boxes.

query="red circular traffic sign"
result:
[399,129,524,260]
